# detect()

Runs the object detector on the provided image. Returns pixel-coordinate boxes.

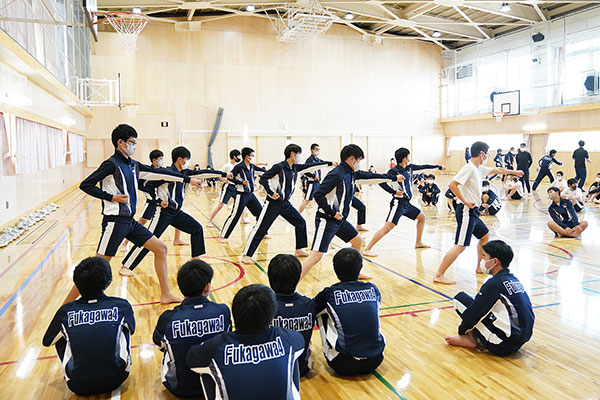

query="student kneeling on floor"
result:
[43,257,135,396]
[444,240,535,356]
[314,248,385,375]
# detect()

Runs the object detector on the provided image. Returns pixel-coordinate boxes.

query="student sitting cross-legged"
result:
[153,259,231,398]
[547,187,588,238]
[42,257,135,396]
[314,248,385,376]
[187,284,305,400]
[445,240,535,356]
[268,254,316,377]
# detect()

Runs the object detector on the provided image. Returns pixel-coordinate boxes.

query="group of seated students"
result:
[43,239,536,399]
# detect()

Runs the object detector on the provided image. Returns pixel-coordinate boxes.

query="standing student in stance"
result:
[207,149,246,225]
[75,124,202,304]
[480,181,501,216]
[218,147,266,243]
[562,178,585,212]
[241,144,331,264]
[532,150,562,191]
[153,259,231,398]
[444,240,535,356]
[314,248,385,376]
[547,187,588,237]
[300,144,402,279]
[268,254,316,376]
[503,147,515,181]
[488,149,504,180]
[138,149,164,225]
[121,146,232,276]
[362,147,443,257]
[516,143,533,194]
[573,140,591,189]
[434,141,522,285]
[43,257,135,396]
[186,284,304,400]
[298,143,333,214]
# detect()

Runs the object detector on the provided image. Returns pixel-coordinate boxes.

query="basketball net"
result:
[493,112,507,123]
[104,12,149,52]
[122,103,140,116]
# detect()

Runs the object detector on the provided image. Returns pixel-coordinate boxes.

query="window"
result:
[68,132,86,163]
[14,118,65,174]
[547,131,600,152]
[448,134,525,152]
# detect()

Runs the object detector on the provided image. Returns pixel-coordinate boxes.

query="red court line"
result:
[546,243,574,260]
[533,199,549,215]
[380,305,454,319]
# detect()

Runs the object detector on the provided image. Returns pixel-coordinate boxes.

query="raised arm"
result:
[296,160,332,174]
[138,163,191,183]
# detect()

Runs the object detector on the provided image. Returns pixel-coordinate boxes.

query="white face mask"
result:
[353,159,361,172]
[557,176,563,181]
[293,154,300,164]
[182,159,190,170]
[249,156,255,163]
[479,258,493,274]
[123,141,136,156]
[156,159,164,168]
[313,151,320,157]
[596,178,600,183]
[427,180,433,184]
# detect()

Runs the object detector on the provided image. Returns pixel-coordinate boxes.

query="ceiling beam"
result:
[187,8,195,20]
[414,14,489,40]
[453,5,491,39]
[321,2,391,20]
[411,26,449,50]
[403,2,439,20]
[463,1,541,23]
[529,2,548,22]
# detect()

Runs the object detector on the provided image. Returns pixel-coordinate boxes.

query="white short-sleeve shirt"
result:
[221,162,235,174]
[452,161,493,207]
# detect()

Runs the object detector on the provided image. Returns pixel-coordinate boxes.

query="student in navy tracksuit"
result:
[351,196,368,231]
[208,149,242,225]
[218,147,267,242]
[488,149,504,181]
[121,146,232,274]
[445,240,535,356]
[139,149,165,224]
[186,284,305,400]
[299,143,332,214]
[75,124,201,304]
[480,181,501,216]
[532,150,562,191]
[445,188,458,213]
[573,140,591,189]
[241,144,331,263]
[419,174,441,206]
[43,257,135,395]
[268,254,315,377]
[363,147,443,257]
[153,259,231,398]
[300,145,402,279]
[546,187,588,238]
[314,248,385,375]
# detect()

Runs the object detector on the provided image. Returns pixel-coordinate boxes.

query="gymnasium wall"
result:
[86,17,444,174]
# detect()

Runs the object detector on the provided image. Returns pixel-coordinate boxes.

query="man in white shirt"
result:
[550,171,568,193]
[562,178,585,212]
[434,141,522,285]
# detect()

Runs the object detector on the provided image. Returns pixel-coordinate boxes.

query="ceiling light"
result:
[246,4,255,12]
[432,30,441,38]
[344,12,355,20]
[500,2,511,12]
[132,7,142,13]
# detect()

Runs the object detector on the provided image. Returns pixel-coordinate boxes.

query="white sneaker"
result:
[362,249,378,257]
[241,255,254,264]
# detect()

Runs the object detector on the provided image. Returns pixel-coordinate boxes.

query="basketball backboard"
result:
[492,90,520,118]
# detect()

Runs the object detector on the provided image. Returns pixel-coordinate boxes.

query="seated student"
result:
[480,180,501,216]
[445,188,457,213]
[562,178,585,212]
[187,284,304,400]
[419,174,441,206]
[268,254,315,377]
[551,170,568,193]
[445,240,535,356]
[547,187,588,238]
[43,257,134,396]
[153,259,231,398]
[503,175,524,200]
[586,172,600,203]
[314,248,385,376]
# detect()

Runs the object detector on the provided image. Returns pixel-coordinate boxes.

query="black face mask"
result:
[571,186,577,190]
[234,157,241,162]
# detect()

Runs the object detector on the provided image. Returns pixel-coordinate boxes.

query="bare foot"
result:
[160,293,183,304]
[119,267,135,277]
[415,243,431,249]
[217,237,228,243]
[264,235,272,239]
[295,249,309,257]
[241,219,251,225]
[172,239,189,246]
[358,272,373,280]
[362,249,378,257]
[241,255,254,264]
[444,334,477,349]
[356,225,369,232]
[433,275,456,285]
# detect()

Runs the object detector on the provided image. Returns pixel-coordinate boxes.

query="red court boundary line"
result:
[533,199,549,215]
[546,243,574,260]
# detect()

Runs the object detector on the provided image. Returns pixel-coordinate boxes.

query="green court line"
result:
[208,293,217,302]
[372,371,408,400]
[380,299,450,310]
[253,261,267,274]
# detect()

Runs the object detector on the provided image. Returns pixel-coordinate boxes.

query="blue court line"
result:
[532,272,600,295]
[533,302,560,309]
[582,279,600,284]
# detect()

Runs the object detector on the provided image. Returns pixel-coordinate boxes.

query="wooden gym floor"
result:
[1,176,599,399]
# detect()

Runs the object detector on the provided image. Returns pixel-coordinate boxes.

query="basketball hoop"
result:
[493,112,507,123]
[121,102,140,116]
[100,11,149,52]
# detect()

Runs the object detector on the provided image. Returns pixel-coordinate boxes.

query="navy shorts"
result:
[303,180,320,201]
[386,198,421,225]
[488,205,501,216]
[219,183,236,204]
[97,217,154,257]
[311,215,358,253]
[454,204,489,246]
[140,200,157,221]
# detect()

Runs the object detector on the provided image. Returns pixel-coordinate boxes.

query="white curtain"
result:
[15,117,65,174]
[68,132,85,163]
[1,113,15,177]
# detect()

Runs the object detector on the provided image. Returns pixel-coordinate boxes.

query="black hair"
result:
[549,149,557,156]
[394,147,410,164]
[482,240,513,269]
[579,140,585,147]
[177,259,214,297]
[470,141,490,158]
[229,149,241,159]
[497,148,502,152]
[242,147,255,160]
[548,186,561,193]
[427,174,436,180]
[172,146,191,163]
[340,144,364,162]
[482,180,490,187]
[520,143,526,147]
[284,144,302,159]
[149,149,163,163]
[73,257,113,299]
[231,284,277,333]
[556,170,563,176]
[512,176,518,182]
[310,143,319,151]
[111,124,138,148]
[567,178,578,186]
[510,146,515,151]
[333,248,363,282]
[267,254,301,294]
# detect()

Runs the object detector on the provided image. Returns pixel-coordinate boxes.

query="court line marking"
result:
[372,371,408,400]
